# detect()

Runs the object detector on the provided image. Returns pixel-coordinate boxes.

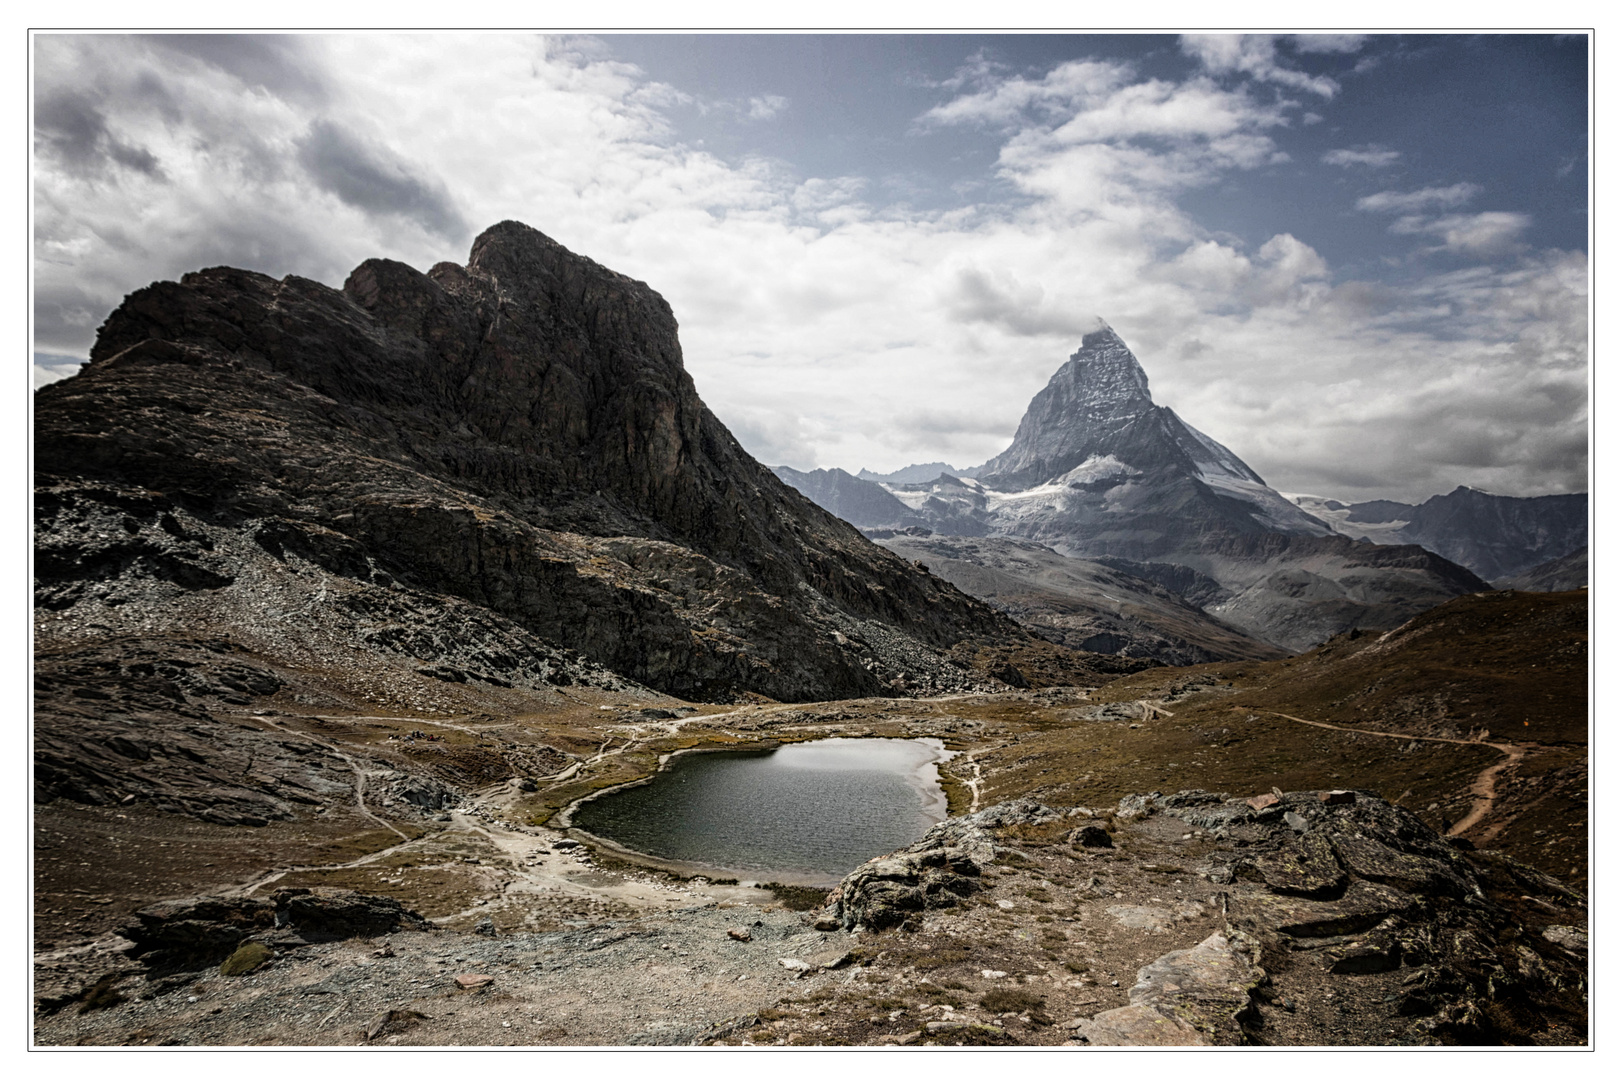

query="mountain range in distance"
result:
[775,321,1586,656]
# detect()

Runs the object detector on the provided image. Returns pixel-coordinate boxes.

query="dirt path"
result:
[1246,709,1530,838]
[222,715,767,914]
[250,717,412,840]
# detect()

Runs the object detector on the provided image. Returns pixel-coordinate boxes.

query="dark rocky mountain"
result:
[793,322,1489,652]
[771,466,930,532]
[1395,487,1588,581]
[1345,498,1416,523]
[1495,545,1588,592]
[1291,487,1587,583]
[876,535,1283,666]
[35,220,1045,710]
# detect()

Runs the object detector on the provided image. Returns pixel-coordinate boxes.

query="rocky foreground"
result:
[35,789,1587,1047]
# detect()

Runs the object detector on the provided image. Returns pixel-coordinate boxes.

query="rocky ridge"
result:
[35,220,1034,709]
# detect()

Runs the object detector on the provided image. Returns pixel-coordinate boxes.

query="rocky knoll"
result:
[35,221,1031,706]
[819,791,1586,1045]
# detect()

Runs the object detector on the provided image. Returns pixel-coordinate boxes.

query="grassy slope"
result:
[960,589,1588,890]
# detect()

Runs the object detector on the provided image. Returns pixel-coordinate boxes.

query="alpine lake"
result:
[567,737,953,886]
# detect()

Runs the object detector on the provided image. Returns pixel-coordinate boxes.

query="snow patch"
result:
[1057,454,1139,487]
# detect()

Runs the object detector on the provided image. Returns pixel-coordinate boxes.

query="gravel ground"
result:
[40,904,847,1047]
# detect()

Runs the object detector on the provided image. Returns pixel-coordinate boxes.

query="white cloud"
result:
[1180,35,1341,98]
[1322,144,1401,168]
[1291,35,1369,55]
[746,94,788,120]
[1356,183,1482,213]
[1391,211,1534,256]
[32,36,1584,502]
[918,58,1136,128]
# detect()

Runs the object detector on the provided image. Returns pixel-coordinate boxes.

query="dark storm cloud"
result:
[34,89,163,177]
[140,34,328,104]
[296,119,467,241]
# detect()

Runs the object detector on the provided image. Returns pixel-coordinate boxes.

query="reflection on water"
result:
[571,738,951,883]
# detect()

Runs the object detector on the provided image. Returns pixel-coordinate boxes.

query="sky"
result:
[31,33,1590,503]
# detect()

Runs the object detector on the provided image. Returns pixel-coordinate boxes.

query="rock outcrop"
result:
[823,791,1588,1045]
[825,799,1061,929]
[115,887,430,980]
[35,220,1030,709]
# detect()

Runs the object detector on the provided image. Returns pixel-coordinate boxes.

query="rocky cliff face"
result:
[35,221,1030,706]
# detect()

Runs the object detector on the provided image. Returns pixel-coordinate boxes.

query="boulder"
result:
[121,888,430,975]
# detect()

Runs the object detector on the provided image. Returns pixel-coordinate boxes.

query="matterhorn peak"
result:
[1056,319,1153,410]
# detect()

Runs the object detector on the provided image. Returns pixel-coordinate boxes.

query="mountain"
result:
[1290,487,1588,581]
[1395,487,1588,581]
[771,466,930,531]
[828,323,1488,651]
[1495,545,1588,592]
[857,462,978,484]
[876,535,1284,666]
[35,221,1049,721]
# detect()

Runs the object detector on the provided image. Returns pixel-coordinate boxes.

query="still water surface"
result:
[571,737,951,884]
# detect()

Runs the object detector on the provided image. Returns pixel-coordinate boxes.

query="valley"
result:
[33,221,1587,1046]
[34,587,1587,1047]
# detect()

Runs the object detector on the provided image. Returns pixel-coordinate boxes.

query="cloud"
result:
[746,94,788,120]
[32,352,86,389]
[1180,35,1341,97]
[33,88,163,177]
[296,119,466,240]
[1291,35,1369,54]
[949,266,1096,337]
[1356,183,1482,213]
[1390,211,1533,256]
[1322,144,1401,168]
[919,58,1135,128]
[139,34,327,104]
[31,36,1583,503]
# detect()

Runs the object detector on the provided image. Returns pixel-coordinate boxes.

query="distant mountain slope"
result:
[771,466,930,531]
[1495,546,1588,592]
[1288,487,1587,582]
[857,462,978,484]
[1397,487,1588,581]
[877,535,1284,666]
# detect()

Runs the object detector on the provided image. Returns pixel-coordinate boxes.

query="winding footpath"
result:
[1235,707,1532,838]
